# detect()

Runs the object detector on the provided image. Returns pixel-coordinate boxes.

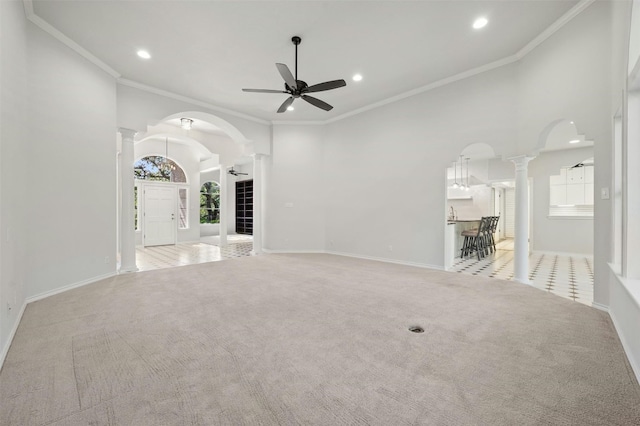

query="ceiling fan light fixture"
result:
[181,118,193,130]
[287,105,294,111]
[352,74,363,82]
[473,17,488,29]
[569,139,580,144]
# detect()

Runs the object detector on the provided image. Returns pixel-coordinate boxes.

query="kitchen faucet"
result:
[448,206,457,221]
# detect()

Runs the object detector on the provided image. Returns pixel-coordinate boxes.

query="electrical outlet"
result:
[388,245,393,251]
[104,256,110,264]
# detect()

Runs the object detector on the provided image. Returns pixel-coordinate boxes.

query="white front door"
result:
[144,185,176,247]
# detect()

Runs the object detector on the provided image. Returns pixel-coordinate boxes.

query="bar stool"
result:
[460,217,490,260]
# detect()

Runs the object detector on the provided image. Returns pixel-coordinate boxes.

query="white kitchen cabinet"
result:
[550,185,567,205]
[584,166,594,184]
[585,183,594,204]
[567,167,584,183]
[550,168,567,185]
[566,183,585,205]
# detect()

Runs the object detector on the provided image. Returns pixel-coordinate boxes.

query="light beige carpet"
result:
[1,254,639,425]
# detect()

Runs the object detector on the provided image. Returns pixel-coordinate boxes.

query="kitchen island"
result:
[444,219,481,270]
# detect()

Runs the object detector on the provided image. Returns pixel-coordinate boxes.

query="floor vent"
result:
[408,326,424,333]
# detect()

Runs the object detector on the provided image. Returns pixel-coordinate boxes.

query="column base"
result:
[119,265,139,274]
[514,277,532,285]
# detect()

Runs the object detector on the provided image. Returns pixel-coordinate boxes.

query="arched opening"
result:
[121,111,259,272]
[444,143,500,270]
[532,118,595,305]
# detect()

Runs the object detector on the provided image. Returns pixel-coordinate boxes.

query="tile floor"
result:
[135,235,254,272]
[450,239,594,306]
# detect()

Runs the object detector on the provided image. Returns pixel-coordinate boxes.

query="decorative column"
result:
[219,164,228,246]
[119,128,138,273]
[251,154,263,255]
[511,155,534,284]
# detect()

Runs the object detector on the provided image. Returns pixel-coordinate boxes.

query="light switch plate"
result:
[601,187,610,200]
[284,202,294,208]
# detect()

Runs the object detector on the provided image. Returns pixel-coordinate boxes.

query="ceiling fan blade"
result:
[304,79,347,93]
[302,95,333,111]
[242,88,288,93]
[277,96,295,113]
[276,63,297,90]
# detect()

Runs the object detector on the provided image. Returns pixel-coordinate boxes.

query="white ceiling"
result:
[31,0,580,122]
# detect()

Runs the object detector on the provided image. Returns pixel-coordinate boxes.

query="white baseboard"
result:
[26,272,117,304]
[262,249,325,254]
[608,309,640,385]
[0,301,27,371]
[591,301,609,312]
[325,250,444,271]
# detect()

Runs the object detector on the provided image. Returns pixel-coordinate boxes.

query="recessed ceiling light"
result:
[473,17,488,29]
[569,139,580,144]
[352,74,363,82]
[287,105,294,111]
[137,50,151,59]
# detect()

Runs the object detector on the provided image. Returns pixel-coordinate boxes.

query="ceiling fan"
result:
[228,167,248,176]
[242,36,346,113]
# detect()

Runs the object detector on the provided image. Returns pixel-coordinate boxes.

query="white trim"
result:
[515,0,596,59]
[262,248,445,271]
[591,301,609,312]
[26,272,117,304]
[0,302,27,371]
[271,121,326,126]
[609,308,640,385]
[325,56,518,124]
[325,250,444,271]
[262,249,325,254]
[23,0,595,127]
[546,215,594,220]
[117,79,270,125]
[23,4,120,78]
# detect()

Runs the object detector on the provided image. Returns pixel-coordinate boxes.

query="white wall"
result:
[0,0,30,363]
[26,15,118,298]
[265,125,326,251]
[447,186,492,221]
[323,64,519,267]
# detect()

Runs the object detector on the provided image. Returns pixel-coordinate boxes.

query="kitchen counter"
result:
[444,219,481,269]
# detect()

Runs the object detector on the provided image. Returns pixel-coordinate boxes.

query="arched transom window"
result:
[134,156,186,183]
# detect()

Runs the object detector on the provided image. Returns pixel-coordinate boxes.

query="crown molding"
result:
[23,0,120,78]
[117,79,270,125]
[516,0,596,59]
[271,121,326,126]
[23,0,595,127]
[325,55,519,125]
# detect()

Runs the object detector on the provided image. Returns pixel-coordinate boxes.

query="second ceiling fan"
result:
[242,36,346,113]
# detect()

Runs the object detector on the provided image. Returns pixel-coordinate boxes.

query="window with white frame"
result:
[200,182,220,224]
[178,187,188,229]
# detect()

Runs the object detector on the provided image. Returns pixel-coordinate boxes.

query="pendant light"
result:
[458,155,466,190]
[465,157,470,191]
[452,159,459,188]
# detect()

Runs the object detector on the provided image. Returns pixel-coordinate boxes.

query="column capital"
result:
[509,155,535,171]
[251,153,264,160]
[118,128,137,141]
